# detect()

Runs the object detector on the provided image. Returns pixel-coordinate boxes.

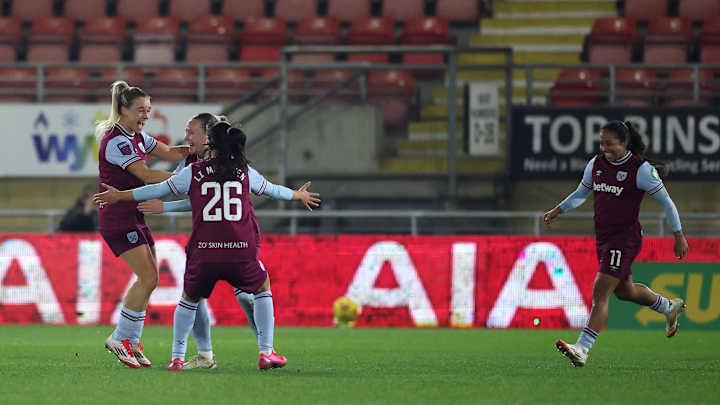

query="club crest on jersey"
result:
[126,231,139,243]
[118,142,132,155]
[616,171,628,182]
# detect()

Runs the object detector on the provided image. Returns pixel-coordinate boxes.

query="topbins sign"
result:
[1,104,221,177]
[510,106,720,179]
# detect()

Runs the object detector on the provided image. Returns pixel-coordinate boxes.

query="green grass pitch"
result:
[1,326,719,404]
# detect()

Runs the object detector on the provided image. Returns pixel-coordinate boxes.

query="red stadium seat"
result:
[79,17,126,63]
[699,17,720,63]
[44,67,92,102]
[368,70,414,127]
[169,0,212,21]
[550,68,604,107]
[664,69,715,106]
[436,0,479,23]
[382,0,425,21]
[99,67,145,89]
[643,17,691,64]
[117,0,160,20]
[616,68,657,106]
[312,69,358,103]
[27,17,74,62]
[64,0,107,20]
[11,0,53,20]
[326,0,371,22]
[0,17,21,62]
[186,15,233,62]
[678,0,720,23]
[401,17,450,69]
[588,18,637,64]
[221,0,264,21]
[239,18,286,63]
[152,67,198,103]
[205,67,252,104]
[295,17,341,44]
[0,67,36,102]
[624,0,668,20]
[347,17,395,63]
[274,0,318,22]
[133,17,180,63]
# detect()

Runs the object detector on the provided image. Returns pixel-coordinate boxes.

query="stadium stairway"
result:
[401,0,617,173]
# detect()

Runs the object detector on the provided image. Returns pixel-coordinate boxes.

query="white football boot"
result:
[105,337,141,368]
[131,342,152,367]
[555,340,587,367]
[184,353,217,370]
[664,298,686,338]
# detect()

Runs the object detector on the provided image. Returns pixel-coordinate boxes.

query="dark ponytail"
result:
[207,122,249,182]
[602,120,667,176]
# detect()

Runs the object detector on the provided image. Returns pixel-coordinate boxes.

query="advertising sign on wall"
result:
[511,106,720,179]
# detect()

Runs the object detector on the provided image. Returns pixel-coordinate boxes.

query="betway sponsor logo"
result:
[593,182,623,196]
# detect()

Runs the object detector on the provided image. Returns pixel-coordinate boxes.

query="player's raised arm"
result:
[543,157,595,227]
[248,166,320,211]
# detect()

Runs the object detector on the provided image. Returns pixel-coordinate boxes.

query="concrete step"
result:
[470,34,586,45]
[493,0,616,14]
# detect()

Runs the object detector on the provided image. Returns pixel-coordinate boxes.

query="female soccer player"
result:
[96,80,190,368]
[543,120,689,367]
[94,122,320,371]
[138,112,318,369]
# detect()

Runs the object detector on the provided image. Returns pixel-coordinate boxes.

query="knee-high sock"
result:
[253,291,274,353]
[234,288,258,338]
[192,299,213,353]
[172,298,199,361]
[113,306,146,345]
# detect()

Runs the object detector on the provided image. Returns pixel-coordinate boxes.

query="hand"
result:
[293,181,321,211]
[138,199,164,214]
[542,207,562,227]
[93,183,121,208]
[171,145,192,158]
[673,231,688,260]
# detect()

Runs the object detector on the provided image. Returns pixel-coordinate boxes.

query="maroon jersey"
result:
[97,124,157,230]
[183,159,260,265]
[591,153,645,241]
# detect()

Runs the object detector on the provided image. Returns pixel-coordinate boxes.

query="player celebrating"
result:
[96,80,190,368]
[543,120,689,367]
[93,122,319,371]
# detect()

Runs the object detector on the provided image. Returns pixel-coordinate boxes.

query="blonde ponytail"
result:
[94,80,149,139]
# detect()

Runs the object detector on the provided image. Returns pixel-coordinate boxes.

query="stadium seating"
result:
[152,67,198,103]
[239,18,286,63]
[0,17,21,62]
[347,17,395,63]
[401,17,450,70]
[326,0,371,22]
[169,0,213,21]
[44,67,92,102]
[678,0,720,22]
[221,0,265,21]
[186,15,233,62]
[292,17,340,63]
[99,67,145,90]
[643,17,691,64]
[205,67,252,104]
[699,17,720,63]
[0,67,36,102]
[436,0,479,23]
[11,0,54,20]
[663,69,715,106]
[274,0,318,22]
[27,17,74,62]
[64,0,107,20]
[312,69,358,103]
[368,70,415,127]
[133,17,180,63]
[587,18,636,64]
[624,0,667,20]
[79,17,126,63]
[550,68,604,107]
[116,0,160,20]
[382,0,425,21]
[615,68,657,106]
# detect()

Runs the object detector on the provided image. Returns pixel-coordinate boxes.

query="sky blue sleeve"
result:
[649,186,682,232]
[248,166,294,200]
[173,159,187,174]
[162,199,192,212]
[132,182,173,200]
[636,162,665,195]
[166,165,193,195]
[140,132,158,154]
[105,136,141,170]
[558,157,595,213]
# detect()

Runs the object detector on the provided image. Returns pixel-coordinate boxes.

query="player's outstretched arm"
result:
[94,181,173,208]
[150,141,191,161]
[291,181,321,212]
[138,199,192,214]
[127,160,174,184]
